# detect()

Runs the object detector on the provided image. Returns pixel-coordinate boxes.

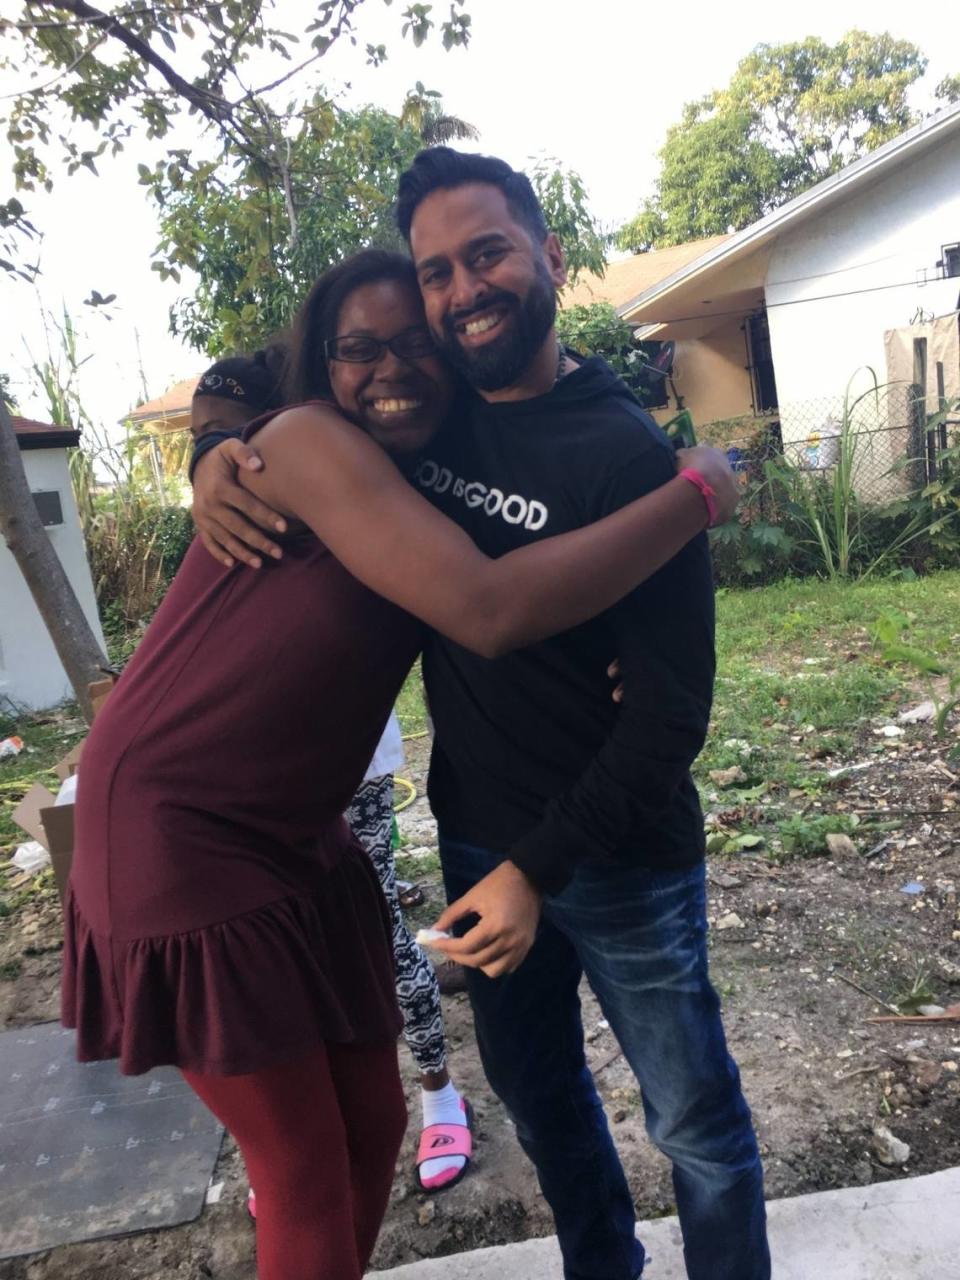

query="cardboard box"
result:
[54,739,83,782]
[12,781,75,905]
[10,676,115,904]
[88,678,114,719]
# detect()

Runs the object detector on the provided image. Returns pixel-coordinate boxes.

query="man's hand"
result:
[192,439,287,568]
[430,860,542,978]
[675,444,740,526]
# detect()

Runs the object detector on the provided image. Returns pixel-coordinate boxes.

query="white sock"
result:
[419,1080,468,1188]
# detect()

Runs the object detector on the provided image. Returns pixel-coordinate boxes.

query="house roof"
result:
[561,237,731,311]
[621,100,960,332]
[11,415,81,450]
[127,375,201,431]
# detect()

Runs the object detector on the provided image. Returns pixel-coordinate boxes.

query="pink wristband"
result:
[678,467,719,528]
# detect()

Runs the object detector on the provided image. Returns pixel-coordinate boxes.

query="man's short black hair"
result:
[395,147,548,245]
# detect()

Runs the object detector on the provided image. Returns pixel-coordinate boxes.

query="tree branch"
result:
[0,28,111,101]
[27,0,231,124]
[8,2,218,30]
[212,5,260,96]
[247,96,298,248]
[235,49,325,106]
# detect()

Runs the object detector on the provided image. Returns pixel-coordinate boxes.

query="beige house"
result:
[561,237,749,430]
[562,236,731,312]
[127,375,201,436]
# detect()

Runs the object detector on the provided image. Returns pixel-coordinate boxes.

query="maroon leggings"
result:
[183,1041,406,1279]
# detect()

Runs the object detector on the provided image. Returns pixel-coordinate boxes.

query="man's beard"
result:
[437,258,557,392]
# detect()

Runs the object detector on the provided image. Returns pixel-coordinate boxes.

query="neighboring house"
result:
[561,236,739,428]
[616,101,960,486]
[127,375,201,435]
[562,236,731,311]
[1,418,107,712]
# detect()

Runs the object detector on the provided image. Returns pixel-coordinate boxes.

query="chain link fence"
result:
[698,385,959,511]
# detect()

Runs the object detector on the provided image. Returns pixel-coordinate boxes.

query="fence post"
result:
[907,383,928,487]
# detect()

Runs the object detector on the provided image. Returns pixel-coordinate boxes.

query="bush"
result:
[70,433,195,661]
[154,506,196,584]
[556,301,671,410]
[706,385,960,588]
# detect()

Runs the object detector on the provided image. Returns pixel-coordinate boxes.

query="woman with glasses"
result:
[62,250,737,1280]
[188,338,474,1206]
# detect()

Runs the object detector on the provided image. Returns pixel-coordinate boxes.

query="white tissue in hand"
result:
[415,928,452,947]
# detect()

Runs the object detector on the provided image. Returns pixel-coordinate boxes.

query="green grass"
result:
[2,571,958,877]
[714,571,960,665]
[700,570,960,858]
[394,658,430,739]
[374,574,960,863]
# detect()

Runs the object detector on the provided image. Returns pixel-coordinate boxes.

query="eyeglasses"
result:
[325,329,437,364]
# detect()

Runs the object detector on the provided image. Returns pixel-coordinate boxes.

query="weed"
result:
[892,965,938,1015]
[774,813,859,860]
[395,660,429,739]
[872,612,960,740]
[711,375,960,584]
[394,850,441,882]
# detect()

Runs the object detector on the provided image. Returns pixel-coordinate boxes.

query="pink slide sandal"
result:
[416,1098,474,1192]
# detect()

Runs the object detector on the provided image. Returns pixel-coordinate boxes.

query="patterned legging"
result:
[345,775,447,1076]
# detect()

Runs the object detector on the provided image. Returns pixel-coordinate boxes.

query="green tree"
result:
[0,1,473,714]
[556,301,669,409]
[153,117,608,353]
[531,158,607,283]
[617,30,927,250]
[617,107,786,250]
[0,1,473,275]
[0,372,17,411]
[150,99,430,352]
[400,80,479,146]
[936,73,960,105]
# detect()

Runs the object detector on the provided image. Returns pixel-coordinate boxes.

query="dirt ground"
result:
[2,729,959,1279]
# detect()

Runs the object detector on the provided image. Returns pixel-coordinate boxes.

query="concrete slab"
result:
[369,1166,960,1279]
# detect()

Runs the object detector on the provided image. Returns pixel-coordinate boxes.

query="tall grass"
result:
[763,371,959,580]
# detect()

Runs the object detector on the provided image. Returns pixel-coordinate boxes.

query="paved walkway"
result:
[370,1166,960,1279]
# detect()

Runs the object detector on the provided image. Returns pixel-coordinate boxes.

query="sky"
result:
[2,0,959,431]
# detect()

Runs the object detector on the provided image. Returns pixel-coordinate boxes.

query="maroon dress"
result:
[62,436,421,1076]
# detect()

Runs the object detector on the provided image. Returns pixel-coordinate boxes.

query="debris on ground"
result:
[3,573,960,1277]
[709,766,748,787]
[872,1125,911,1166]
[11,841,51,875]
[716,911,745,930]
[899,702,936,724]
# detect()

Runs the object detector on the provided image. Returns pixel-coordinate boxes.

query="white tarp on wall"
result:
[884,311,960,408]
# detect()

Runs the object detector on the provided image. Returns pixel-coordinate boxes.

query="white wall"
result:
[764,133,960,496]
[0,449,107,712]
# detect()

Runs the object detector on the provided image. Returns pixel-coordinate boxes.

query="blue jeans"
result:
[440,837,770,1280]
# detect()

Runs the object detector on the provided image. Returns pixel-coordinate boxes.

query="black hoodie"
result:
[414,356,716,895]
